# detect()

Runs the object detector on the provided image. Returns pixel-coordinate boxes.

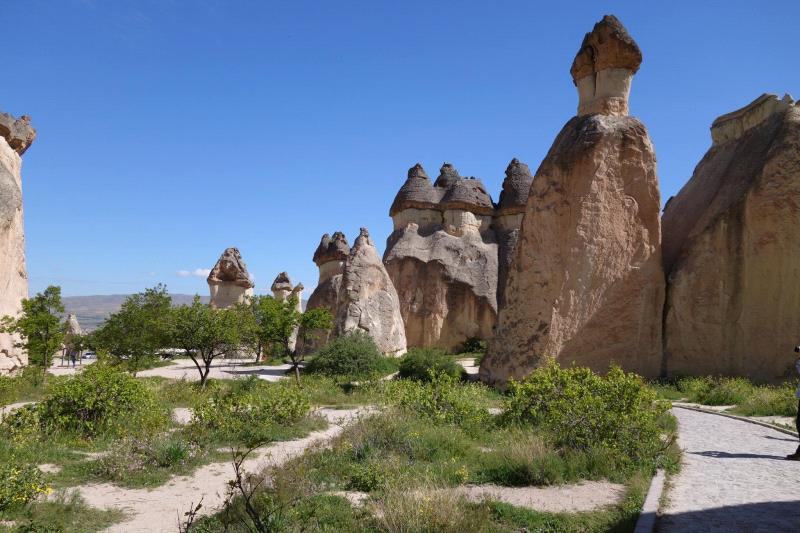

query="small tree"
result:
[167,296,241,386]
[249,294,332,384]
[92,284,172,375]
[0,285,64,378]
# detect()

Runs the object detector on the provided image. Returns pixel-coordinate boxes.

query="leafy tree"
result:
[92,284,172,375]
[0,285,64,376]
[166,296,242,386]
[251,295,333,384]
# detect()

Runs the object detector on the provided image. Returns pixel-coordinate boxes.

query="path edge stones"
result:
[634,469,665,533]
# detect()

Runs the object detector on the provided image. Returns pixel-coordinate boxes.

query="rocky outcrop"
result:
[384,163,501,351]
[339,228,407,356]
[481,15,664,385]
[662,93,800,381]
[0,111,36,375]
[207,248,254,309]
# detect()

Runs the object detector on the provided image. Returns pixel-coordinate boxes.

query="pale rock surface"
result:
[206,247,254,309]
[662,93,800,381]
[481,15,664,385]
[0,111,35,375]
[338,228,407,356]
[385,163,499,351]
[297,232,350,354]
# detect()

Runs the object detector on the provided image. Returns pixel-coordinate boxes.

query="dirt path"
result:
[79,408,363,533]
[658,407,800,532]
[136,359,290,382]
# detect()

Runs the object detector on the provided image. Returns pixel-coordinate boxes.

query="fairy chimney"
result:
[207,247,254,309]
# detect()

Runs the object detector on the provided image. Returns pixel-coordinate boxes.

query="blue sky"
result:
[6,1,798,297]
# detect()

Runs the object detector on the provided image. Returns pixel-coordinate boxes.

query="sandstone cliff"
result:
[384,163,500,352]
[0,111,35,374]
[339,228,407,356]
[480,15,664,385]
[662,93,800,381]
[207,247,254,309]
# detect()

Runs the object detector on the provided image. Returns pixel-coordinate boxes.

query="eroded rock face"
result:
[481,16,664,385]
[207,247,254,309]
[0,111,35,375]
[385,163,499,351]
[662,94,800,381]
[339,228,407,356]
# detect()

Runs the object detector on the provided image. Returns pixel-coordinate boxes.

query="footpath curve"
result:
[658,407,800,532]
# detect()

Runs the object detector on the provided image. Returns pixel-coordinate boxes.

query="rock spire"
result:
[207,247,254,309]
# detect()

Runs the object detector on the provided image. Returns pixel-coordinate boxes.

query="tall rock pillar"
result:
[0,112,36,374]
[480,15,664,385]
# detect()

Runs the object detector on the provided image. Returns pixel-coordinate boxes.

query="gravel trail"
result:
[80,408,364,533]
[658,407,800,532]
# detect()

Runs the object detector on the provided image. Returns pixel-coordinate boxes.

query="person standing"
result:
[786,346,800,460]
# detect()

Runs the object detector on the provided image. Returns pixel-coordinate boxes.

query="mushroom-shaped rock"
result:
[65,314,83,336]
[271,271,294,299]
[337,228,407,356]
[433,163,462,188]
[494,159,535,307]
[481,16,664,386]
[662,93,800,381]
[496,159,534,215]
[0,111,35,374]
[389,164,442,216]
[570,15,642,117]
[313,231,351,267]
[440,177,495,216]
[207,247,254,309]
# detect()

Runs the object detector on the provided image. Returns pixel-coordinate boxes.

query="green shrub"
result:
[679,376,753,405]
[733,382,798,417]
[1,403,41,443]
[460,337,487,355]
[383,372,490,431]
[0,461,50,511]
[306,332,394,379]
[190,379,311,444]
[93,434,203,485]
[39,363,167,437]
[503,360,669,465]
[398,348,463,382]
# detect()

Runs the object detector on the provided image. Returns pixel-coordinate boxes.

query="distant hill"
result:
[62,294,307,331]
[62,294,211,331]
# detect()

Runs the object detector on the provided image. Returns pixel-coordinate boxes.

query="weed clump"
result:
[398,348,463,382]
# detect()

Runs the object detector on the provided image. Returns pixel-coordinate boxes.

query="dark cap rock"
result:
[207,247,254,288]
[570,15,642,84]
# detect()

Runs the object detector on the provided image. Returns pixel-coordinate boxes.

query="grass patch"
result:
[0,489,125,532]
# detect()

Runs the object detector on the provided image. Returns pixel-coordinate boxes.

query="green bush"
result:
[383,371,490,432]
[190,379,311,444]
[39,363,167,437]
[679,376,753,405]
[503,360,669,465]
[460,337,487,355]
[0,461,50,511]
[733,382,798,417]
[398,348,463,382]
[306,332,394,379]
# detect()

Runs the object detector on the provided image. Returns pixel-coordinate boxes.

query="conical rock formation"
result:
[662,93,800,380]
[339,228,407,356]
[481,15,664,385]
[0,111,35,374]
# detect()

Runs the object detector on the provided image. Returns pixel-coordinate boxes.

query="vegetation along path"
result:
[658,407,800,532]
[79,408,364,533]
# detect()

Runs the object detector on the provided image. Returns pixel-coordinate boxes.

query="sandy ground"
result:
[453,481,626,512]
[136,358,291,382]
[658,407,800,532]
[0,401,32,417]
[79,408,364,533]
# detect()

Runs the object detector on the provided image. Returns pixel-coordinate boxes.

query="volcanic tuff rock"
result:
[662,93,800,381]
[385,163,500,351]
[338,228,407,356]
[480,15,664,385]
[0,111,35,374]
[207,247,254,309]
[298,232,351,354]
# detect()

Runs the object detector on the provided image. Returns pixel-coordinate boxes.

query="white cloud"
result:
[177,268,211,278]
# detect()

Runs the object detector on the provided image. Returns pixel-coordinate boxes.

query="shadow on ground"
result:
[657,500,800,532]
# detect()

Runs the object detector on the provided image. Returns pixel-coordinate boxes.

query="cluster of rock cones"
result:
[3,15,798,385]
